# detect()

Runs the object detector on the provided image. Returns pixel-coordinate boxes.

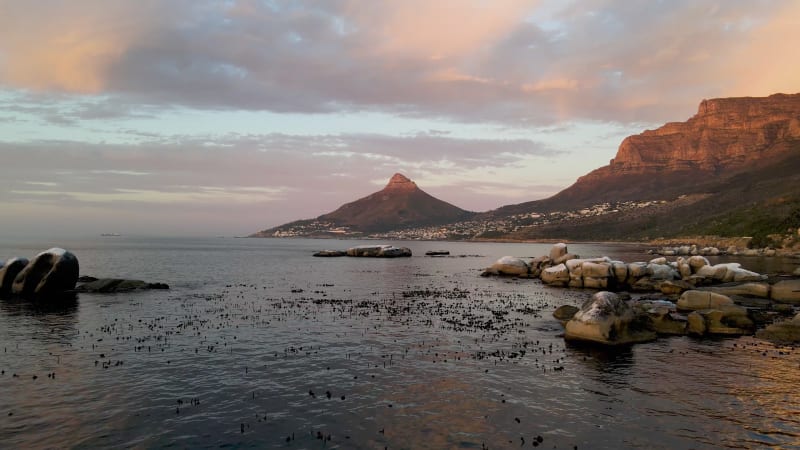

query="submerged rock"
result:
[75,278,170,293]
[313,250,347,257]
[756,313,800,344]
[11,248,79,299]
[564,291,657,345]
[553,305,579,322]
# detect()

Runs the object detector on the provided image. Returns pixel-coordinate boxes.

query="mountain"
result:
[252,173,475,237]
[494,93,800,216]
[491,93,800,244]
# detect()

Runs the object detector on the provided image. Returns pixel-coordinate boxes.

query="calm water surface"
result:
[0,238,798,449]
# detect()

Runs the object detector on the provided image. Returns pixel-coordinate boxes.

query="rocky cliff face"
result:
[587,93,800,180]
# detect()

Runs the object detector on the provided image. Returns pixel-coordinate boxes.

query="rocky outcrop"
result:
[582,93,800,181]
[11,248,79,299]
[346,245,412,258]
[564,291,657,345]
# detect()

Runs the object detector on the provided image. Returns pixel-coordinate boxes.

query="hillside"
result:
[493,93,800,216]
[252,174,475,237]
[496,93,800,244]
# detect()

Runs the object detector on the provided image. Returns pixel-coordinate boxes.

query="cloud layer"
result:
[2,0,797,124]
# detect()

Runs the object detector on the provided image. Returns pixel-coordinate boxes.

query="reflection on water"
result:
[0,238,798,449]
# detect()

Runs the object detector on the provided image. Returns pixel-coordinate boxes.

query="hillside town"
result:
[268,199,669,240]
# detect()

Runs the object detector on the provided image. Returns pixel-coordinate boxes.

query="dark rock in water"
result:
[425,250,450,256]
[553,305,579,322]
[346,245,412,258]
[77,275,99,283]
[313,250,347,257]
[756,313,800,344]
[0,258,29,296]
[76,278,170,293]
[11,249,79,300]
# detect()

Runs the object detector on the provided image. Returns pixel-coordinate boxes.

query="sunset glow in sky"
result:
[1,0,798,237]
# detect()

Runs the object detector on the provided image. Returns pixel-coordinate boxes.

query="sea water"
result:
[0,237,798,448]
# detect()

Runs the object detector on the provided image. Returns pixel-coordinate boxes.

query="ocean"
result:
[0,237,798,449]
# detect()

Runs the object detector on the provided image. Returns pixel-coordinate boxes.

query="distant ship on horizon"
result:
[100,233,121,237]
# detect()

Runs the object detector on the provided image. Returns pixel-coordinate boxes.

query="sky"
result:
[1,0,798,238]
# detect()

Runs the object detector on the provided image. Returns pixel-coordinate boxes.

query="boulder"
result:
[564,291,656,345]
[705,283,771,298]
[611,262,629,285]
[649,263,678,280]
[756,313,800,344]
[731,268,766,282]
[486,256,529,277]
[627,262,649,279]
[640,300,687,335]
[0,257,29,296]
[424,250,450,256]
[687,311,707,335]
[549,243,568,261]
[11,249,79,299]
[649,257,668,265]
[75,278,170,293]
[582,277,608,289]
[553,305,579,322]
[553,253,579,265]
[659,280,693,296]
[582,261,611,279]
[771,280,800,304]
[677,260,692,279]
[794,267,800,276]
[677,290,734,311]
[541,263,569,285]
[702,305,754,335]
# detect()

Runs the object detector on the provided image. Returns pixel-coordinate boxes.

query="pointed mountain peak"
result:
[384,173,417,191]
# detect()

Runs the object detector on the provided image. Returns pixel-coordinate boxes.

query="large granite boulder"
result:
[771,280,800,304]
[687,305,754,336]
[705,282,771,298]
[676,290,734,311]
[484,256,530,277]
[564,291,656,345]
[540,263,569,286]
[549,243,568,261]
[0,257,29,296]
[346,245,411,258]
[639,299,687,335]
[11,248,79,299]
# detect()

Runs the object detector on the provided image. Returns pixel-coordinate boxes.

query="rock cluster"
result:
[483,243,800,345]
[651,244,780,257]
[0,248,78,300]
[483,243,767,293]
